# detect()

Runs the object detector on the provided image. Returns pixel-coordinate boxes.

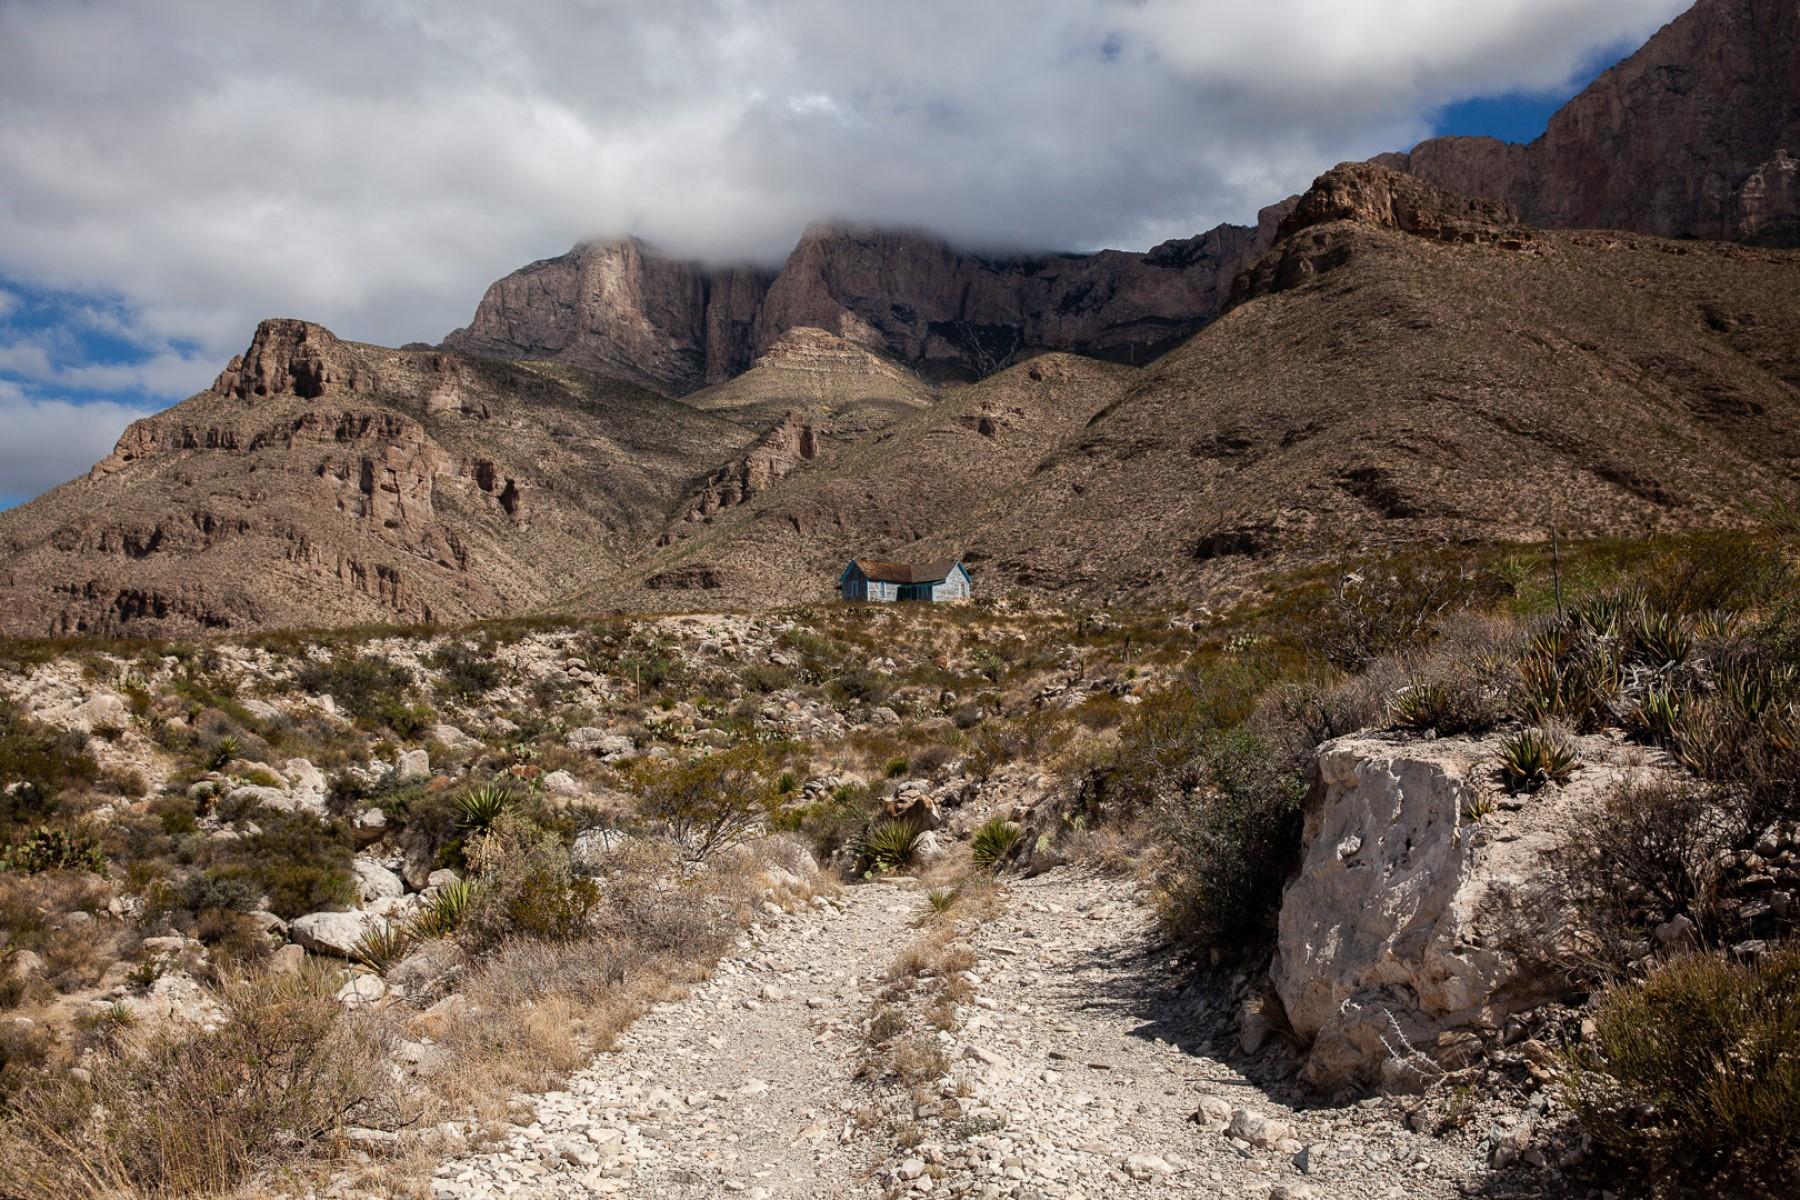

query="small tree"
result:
[631,745,779,861]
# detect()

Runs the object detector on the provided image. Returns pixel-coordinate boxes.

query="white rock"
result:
[1193,1095,1233,1130]
[1273,734,1608,1090]
[542,770,582,797]
[395,749,431,780]
[426,868,462,889]
[337,974,388,1008]
[1226,1109,1295,1150]
[431,724,482,751]
[352,859,406,903]
[290,911,381,958]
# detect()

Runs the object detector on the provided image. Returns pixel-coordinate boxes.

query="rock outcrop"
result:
[443,205,1295,394]
[442,239,774,395]
[1380,0,1800,245]
[1272,734,1636,1092]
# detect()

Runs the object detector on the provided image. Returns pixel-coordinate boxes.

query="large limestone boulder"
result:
[290,910,382,958]
[1272,733,1632,1092]
[351,858,406,904]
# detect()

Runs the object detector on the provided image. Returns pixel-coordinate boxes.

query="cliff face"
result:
[441,240,775,395]
[442,202,1295,394]
[1382,0,1800,244]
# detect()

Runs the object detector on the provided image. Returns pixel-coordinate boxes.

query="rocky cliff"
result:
[1380,0,1800,245]
[442,204,1295,395]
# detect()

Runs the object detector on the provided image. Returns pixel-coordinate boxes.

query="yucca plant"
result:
[206,735,241,771]
[409,878,477,939]
[350,920,412,972]
[927,887,959,913]
[970,816,1022,868]
[1498,727,1578,794]
[454,781,514,831]
[857,819,923,873]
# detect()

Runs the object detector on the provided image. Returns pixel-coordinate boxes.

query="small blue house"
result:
[840,558,972,603]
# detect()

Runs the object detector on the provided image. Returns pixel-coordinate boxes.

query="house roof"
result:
[851,558,962,585]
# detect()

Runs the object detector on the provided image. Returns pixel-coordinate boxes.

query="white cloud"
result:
[0,391,157,498]
[0,0,1690,361]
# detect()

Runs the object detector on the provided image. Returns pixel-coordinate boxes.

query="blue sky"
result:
[0,2,1685,512]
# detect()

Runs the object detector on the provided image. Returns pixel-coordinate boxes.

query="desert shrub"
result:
[0,827,107,876]
[180,868,262,915]
[630,745,778,861]
[0,704,97,823]
[292,653,431,735]
[0,970,394,1198]
[1497,727,1578,794]
[1302,556,1486,672]
[205,811,354,919]
[459,813,600,951]
[828,663,890,707]
[738,662,794,695]
[429,641,501,700]
[857,819,923,874]
[1155,729,1307,956]
[1560,945,1800,1195]
[1555,777,1736,969]
[883,756,909,780]
[970,817,1021,869]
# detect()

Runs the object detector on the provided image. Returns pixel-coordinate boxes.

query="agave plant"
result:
[454,781,514,831]
[1389,680,1451,731]
[1497,727,1578,794]
[857,819,923,873]
[205,735,242,771]
[1629,685,1684,747]
[1630,603,1692,669]
[970,816,1022,868]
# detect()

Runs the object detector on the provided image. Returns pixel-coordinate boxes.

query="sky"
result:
[0,0,1690,509]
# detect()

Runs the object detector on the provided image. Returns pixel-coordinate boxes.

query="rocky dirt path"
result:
[429,876,926,1198]
[429,869,1493,1200]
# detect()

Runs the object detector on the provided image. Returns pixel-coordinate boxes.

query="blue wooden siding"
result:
[840,561,972,603]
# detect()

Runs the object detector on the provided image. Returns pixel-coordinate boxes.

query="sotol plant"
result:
[857,819,923,874]
[454,781,514,831]
[970,817,1022,868]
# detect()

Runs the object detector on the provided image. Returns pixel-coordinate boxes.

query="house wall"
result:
[930,571,970,601]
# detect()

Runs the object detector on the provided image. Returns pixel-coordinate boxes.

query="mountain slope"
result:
[1381,0,1799,244]
[0,321,759,637]
[586,352,1139,607]
[952,164,1800,604]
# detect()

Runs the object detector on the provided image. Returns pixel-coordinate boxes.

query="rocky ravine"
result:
[428,869,1495,1200]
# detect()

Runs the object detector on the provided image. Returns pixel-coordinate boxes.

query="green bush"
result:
[0,704,97,828]
[1560,945,1800,1194]
[428,642,501,700]
[292,654,430,735]
[1155,729,1307,957]
[459,814,600,951]
[204,811,354,919]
